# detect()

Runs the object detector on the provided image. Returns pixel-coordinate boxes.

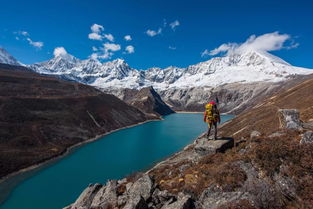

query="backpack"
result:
[205,103,219,122]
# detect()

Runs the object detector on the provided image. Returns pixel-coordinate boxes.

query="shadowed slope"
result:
[0,64,148,178]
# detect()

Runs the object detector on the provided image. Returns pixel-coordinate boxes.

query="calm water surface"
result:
[0,113,233,209]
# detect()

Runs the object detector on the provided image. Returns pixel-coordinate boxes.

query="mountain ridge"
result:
[1,47,311,91]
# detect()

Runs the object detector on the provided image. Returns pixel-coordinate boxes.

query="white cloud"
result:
[103,43,121,52]
[206,43,237,56]
[91,24,104,33]
[88,32,102,40]
[97,43,121,59]
[88,23,105,41]
[206,32,296,57]
[169,46,176,50]
[169,20,180,30]
[124,35,132,41]
[104,33,114,42]
[201,49,210,57]
[26,38,44,49]
[90,53,98,60]
[92,46,98,51]
[15,30,43,49]
[53,47,67,57]
[146,28,162,37]
[125,45,135,54]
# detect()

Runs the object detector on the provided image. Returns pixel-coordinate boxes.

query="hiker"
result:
[203,101,221,140]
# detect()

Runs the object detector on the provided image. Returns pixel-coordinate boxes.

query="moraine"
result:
[0,113,233,209]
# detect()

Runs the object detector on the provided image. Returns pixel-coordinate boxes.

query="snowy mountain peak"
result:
[0,45,302,90]
[107,58,129,67]
[0,48,22,66]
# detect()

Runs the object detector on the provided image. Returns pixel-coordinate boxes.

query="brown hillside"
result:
[219,75,313,138]
[0,64,148,178]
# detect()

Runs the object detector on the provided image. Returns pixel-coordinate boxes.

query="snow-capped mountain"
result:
[28,49,312,91]
[1,47,312,113]
[0,48,22,66]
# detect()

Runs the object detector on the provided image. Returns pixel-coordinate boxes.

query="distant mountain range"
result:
[1,47,311,90]
[1,47,312,113]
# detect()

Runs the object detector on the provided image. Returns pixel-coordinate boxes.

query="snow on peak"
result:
[25,48,313,90]
[0,48,22,66]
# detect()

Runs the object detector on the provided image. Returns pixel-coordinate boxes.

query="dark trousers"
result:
[207,121,217,139]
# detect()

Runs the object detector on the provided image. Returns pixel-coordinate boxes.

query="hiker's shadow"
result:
[217,137,234,141]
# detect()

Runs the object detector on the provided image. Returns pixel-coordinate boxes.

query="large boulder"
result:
[194,137,234,156]
[278,109,302,130]
[90,180,118,208]
[250,131,261,139]
[122,196,148,209]
[122,174,153,209]
[66,183,102,209]
[300,131,313,144]
[197,187,250,209]
[161,193,194,209]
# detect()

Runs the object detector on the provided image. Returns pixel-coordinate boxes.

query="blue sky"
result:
[0,0,313,69]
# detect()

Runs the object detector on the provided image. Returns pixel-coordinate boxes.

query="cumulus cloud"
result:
[88,33,102,40]
[169,20,180,31]
[125,45,135,54]
[103,43,121,52]
[124,35,132,41]
[91,24,104,33]
[53,47,67,57]
[92,46,98,51]
[104,33,114,42]
[97,43,121,59]
[146,28,162,37]
[26,38,44,49]
[205,32,296,57]
[88,23,104,41]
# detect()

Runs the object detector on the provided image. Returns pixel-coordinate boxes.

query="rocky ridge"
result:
[107,86,174,118]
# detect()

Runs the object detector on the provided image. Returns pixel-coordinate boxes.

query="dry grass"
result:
[149,128,313,208]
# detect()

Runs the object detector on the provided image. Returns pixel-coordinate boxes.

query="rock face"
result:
[300,131,313,144]
[157,82,284,113]
[0,64,148,178]
[109,86,174,118]
[278,109,302,130]
[194,137,234,156]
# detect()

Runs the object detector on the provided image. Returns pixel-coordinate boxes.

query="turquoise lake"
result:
[0,113,233,209]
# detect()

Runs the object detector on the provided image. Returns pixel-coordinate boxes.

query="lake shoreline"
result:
[0,118,162,186]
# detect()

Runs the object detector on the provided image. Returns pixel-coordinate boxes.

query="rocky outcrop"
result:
[65,135,235,209]
[0,64,148,178]
[300,131,313,144]
[107,86,174,118]
[194,137,234,156]
[278,109,303,130]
